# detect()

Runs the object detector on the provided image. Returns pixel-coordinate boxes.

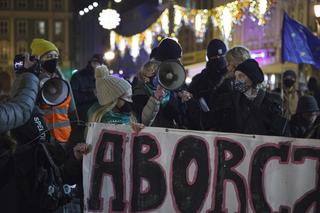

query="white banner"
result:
[83,123,320,213]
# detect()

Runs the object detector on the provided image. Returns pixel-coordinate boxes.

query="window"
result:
[0,20,8,36]
[0,41,9,63]
[36,21,46,35]
[17,0,27,9]
[17,20,27,35]
[52,0,63,10]
[54,21,62,35]
[34,0,46,10]
[0,0,9,9]
[16,41,28,54]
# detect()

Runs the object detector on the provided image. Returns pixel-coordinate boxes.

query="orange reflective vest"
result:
[40,95,72,143]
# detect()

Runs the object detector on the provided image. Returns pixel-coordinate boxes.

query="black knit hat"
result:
[283,69,296,79]
[157,38,182,61]
[150,47,160,60]
[235,59,264,84]
[91,54,104,64]
[296,95,320,114]
[207,39,227,58]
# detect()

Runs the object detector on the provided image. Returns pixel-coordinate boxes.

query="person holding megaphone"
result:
[133,38,192,128]
[30,38,77,144]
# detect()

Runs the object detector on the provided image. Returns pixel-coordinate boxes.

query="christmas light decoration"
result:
[98,9,121,30]
[108,0,276,58]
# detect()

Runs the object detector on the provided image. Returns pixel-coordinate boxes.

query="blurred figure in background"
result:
[71,54,103,123]
[282,70,300,119]
[307,76,320,107]
[290,95,320,138]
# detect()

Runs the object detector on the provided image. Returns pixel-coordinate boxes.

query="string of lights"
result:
[79,2,99,16]
[100,0,276,61]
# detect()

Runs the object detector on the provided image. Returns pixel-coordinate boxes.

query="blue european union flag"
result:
[282,13,320,68]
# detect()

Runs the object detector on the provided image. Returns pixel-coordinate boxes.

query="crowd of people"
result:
[1,36,320,212]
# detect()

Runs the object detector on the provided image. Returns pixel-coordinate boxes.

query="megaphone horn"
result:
[41,78,70,106]
[157,60,186,91]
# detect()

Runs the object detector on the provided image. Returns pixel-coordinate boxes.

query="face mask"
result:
[283,79,295,88]
[233,79,249,93]
[42,59,58,73]
[206,58,227,76]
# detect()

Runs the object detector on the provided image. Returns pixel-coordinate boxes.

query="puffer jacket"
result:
[0,72,39,133]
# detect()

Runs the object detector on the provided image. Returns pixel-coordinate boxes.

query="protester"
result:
[212,59,289,136]
[87,64,144,132]
[188,39,229,130]
[30,38,77,144]
[225,45,251,78]
[0,60,39,133]
[0,57,39,213]
[282,69,300,119]
[290,95,320,138]
[71,54,103,122]
[133,38,190,128]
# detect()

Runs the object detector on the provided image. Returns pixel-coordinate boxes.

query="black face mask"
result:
[42,59,58,73]
[206,58,227,77]
[118,101,132,114]
[283,79,295,88]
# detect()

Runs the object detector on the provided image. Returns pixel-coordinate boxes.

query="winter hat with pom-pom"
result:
[95,65,132,106]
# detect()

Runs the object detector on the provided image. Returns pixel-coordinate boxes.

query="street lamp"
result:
[314,3,320,35]
[314,4,320,18]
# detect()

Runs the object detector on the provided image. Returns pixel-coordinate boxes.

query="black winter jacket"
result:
[70,64,97,122]
[212,90,290,136]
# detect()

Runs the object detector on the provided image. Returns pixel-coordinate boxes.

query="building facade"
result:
[0,0,73,74]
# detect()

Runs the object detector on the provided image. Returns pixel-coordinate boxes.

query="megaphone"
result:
[157,60,186,91]
[40,77,70,106]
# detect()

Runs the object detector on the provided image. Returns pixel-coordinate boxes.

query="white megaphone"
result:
[40,77,70,106]
[157,60,186,91]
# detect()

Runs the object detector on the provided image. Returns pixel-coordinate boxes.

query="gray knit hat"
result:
[95,65,132,106]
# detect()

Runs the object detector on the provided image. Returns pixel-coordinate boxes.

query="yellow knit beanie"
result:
[30,38,59,57]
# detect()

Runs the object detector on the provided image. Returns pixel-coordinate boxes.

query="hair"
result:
[225,46,251,67]
[137,60,160,82]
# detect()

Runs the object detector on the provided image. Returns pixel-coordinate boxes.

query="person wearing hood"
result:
[290,95,320,138]
[71,54,103,122]
[212,59,289,136]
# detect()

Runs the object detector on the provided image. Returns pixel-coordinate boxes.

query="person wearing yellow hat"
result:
[30,38,77,144]
[31,38,60,74]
